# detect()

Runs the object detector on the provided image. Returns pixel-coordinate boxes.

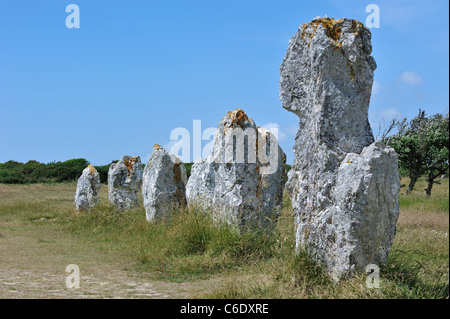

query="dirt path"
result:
[0,184,217,299]
[0,223,213,298]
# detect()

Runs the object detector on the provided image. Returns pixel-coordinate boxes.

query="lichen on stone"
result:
[224,108,250,130]
[186,109,287,233]
[87,164,96,176]
[142,145,187,222]
[123,156,139,176]
[108,155,143,211]
[153,144,162,151]
[280,17,399,281]
[75,165,101,211]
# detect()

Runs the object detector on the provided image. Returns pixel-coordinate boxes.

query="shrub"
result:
[0,158,89,184]
[94,165,110,183]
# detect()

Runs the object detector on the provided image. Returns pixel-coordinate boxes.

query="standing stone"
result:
[142,144,187,222]
[280,17,400,280]
[108,155,143,210]
[186,109,287,232]
[74,165,101,211]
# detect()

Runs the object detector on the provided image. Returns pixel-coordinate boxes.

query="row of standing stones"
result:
[75,109,287,227]
[74,16,400,281]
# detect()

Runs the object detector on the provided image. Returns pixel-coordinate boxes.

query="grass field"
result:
[0,177,448,299]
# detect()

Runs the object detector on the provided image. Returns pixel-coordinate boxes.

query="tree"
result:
[388,110,449,196]
[418,113,449,196]
[388,110,427,194]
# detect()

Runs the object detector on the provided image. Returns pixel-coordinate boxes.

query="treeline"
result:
[0,159,290,185]
[0,159,215,184]
[0,159,109,184]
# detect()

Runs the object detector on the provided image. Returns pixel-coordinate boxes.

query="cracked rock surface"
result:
[186,109,287,232]
[108,155,143,210]
[142,145,187,222]
[74,165,101,211]
[280,17,400,280]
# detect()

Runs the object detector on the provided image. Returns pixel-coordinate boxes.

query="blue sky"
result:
[0,0,448,165]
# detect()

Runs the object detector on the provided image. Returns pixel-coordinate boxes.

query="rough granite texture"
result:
[74,165,101,211]
[142,144,188,222]
[108,155,143,210]
[186,109,287,232]
[280,17,400,280]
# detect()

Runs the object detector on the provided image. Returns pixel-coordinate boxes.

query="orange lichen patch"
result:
[123,156,139,176]
[173,163,182,183]
[224,109,249,130]
[300,24,308,39]
[350,19,364,36]
[349,64,355,80]
[302,18,345,48]
[309,18,344,43]
[87,164,96,176]
[153,144,162,151]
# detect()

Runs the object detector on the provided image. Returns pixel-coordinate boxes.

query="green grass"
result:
[64,203,278,281]
[0,177,448,298]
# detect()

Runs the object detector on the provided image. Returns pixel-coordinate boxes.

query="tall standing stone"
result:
[142,144,188,222]
[74,164,101,211]
[108,155,143,210]
[280,17,400,280]
[186,109,287,232]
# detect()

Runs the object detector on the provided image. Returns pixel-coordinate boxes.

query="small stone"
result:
[142,144,187,222]
[108,155,143,210]
[74,165,101,211]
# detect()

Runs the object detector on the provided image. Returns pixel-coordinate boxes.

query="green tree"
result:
[418,113,449,196]
[388,110,427,194]
[388,110,449,196]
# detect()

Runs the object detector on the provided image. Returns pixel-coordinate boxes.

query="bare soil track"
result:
[0,183,214,299]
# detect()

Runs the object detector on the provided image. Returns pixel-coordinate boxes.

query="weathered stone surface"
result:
[108,155,143,210]
[142,144,187,222]
[280,17,400,280]
[186,109,287,232]
[74,165,101,211]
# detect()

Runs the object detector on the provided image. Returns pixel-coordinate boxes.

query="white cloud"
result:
[399,71,423,86]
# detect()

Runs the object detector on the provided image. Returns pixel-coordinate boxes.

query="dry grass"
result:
[0,177,448,299]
